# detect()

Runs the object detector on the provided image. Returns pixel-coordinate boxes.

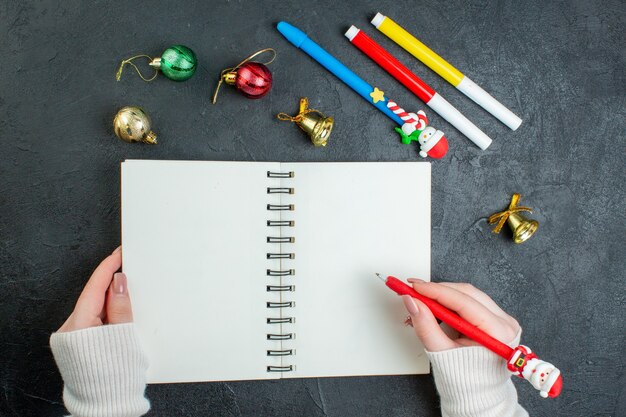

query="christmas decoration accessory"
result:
[377,273,563,398]
[212,48,275,103]
[389,101,449,159]
[372,13,522,131]
[507,345,562,398]
[488,193,539,243]
[113,106,157,144]
[345,25,493,150]
[116,45,197,82]
[277,97,333,147]
[276,22,448,159]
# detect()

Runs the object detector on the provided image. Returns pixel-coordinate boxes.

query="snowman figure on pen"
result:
[388,101,449,159]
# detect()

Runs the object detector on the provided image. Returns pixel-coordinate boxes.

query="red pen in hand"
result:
[376,273,563,398]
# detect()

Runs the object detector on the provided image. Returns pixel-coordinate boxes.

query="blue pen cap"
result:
[277,21,308,47]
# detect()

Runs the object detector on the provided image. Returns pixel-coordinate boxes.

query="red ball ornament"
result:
[213,48,275,104]
[234,62,272,99]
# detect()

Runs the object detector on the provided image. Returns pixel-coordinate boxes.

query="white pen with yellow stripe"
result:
[372,13,523,131]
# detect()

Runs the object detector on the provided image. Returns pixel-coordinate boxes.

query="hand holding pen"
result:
[378,275,563,398]
[399,278,520,352]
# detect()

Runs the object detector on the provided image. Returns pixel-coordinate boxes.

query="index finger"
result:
[74,247,122,315]
[438,282,516,324]
[410,281,503,335]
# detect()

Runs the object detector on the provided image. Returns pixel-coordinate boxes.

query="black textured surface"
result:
[1,1,625,416]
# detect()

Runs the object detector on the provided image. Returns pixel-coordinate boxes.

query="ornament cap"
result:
[222,71,237,85]
[143,131,158,145]
[149,57,162,69]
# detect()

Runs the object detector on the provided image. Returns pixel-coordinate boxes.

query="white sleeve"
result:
[426,332,529,417]
[50,323,150,417]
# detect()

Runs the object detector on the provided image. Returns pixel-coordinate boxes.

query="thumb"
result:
[402,295,456,352]
[106,272,134,324]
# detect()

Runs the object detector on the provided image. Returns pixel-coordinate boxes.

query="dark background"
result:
[1,0,624,416]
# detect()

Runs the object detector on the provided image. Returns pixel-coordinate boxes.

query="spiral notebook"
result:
[121,159,431,383]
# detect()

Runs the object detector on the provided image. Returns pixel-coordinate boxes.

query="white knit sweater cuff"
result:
[50,323,150,417]
[426,331,528,417]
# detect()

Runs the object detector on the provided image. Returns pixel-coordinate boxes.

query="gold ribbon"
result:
[488,193,533,234]
[116,54,158,82]
[212,48,276,104]
[277,97,323,124]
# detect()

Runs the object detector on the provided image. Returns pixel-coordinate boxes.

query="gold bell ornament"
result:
[113,106,157,144]
[277,98,333,147]
[488,193,539,244]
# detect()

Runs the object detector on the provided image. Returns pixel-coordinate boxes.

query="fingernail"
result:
[407,278,425,284]
[112,245,122,254]
[113,272,127,295]
[402,295,419,316]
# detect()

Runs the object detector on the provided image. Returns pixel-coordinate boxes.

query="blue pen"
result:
[277,21,403,125]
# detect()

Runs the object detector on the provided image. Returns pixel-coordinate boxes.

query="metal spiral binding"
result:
[267,253,295,259]
[267,187,294,194]
[267,349,293,356]
[267,365,294,372]
[266,170,295,372]
[267,301,294,308]
[267,236,294,243]
[267,220,294,227]
[267,204,294,211]
[267,171,294,178]
[267,285,295,292]
[267,269,294,276]
[267,333,294,340]
[267,317,294,324]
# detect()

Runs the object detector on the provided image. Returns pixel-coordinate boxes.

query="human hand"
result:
[57,246,133,332]
[402,280,520,352]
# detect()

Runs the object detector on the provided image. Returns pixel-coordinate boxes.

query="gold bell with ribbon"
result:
[488,193,539,244]
[277,98,333,147]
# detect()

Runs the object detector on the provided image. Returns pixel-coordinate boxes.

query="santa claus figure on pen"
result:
[388,102,448,159]
[507,345,562,398]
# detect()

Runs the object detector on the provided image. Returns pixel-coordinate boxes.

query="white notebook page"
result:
[281,162,431,378]
[122,160,284,382]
